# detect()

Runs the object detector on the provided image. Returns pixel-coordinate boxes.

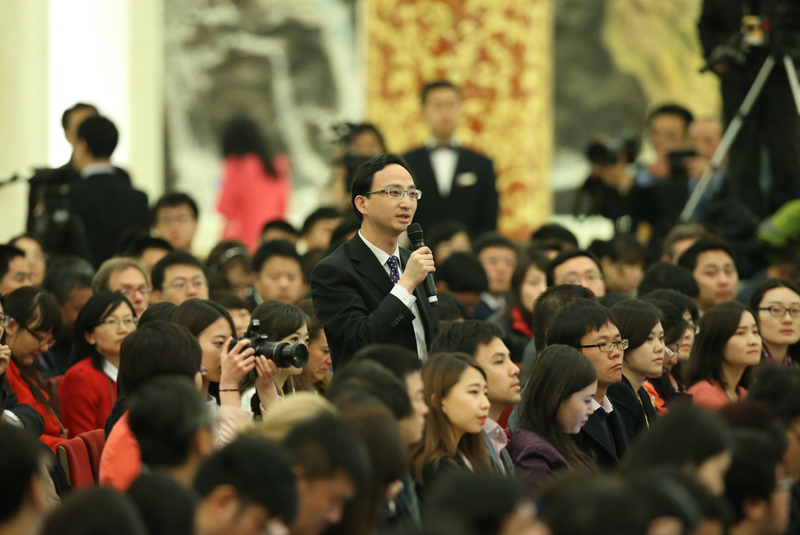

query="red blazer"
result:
[58,357,118,438]
[6,360,65,452]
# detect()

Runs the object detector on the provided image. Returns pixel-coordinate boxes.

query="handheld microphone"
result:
[406,223,438,306]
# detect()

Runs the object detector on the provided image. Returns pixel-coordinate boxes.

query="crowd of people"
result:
[4,46,800,535]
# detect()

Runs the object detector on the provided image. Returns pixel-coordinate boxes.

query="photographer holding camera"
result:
[699,0,800,217]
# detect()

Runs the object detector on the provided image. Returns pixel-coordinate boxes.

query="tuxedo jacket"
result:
[607,376,659,443]
[310,235,438,370]
[573,404,630,471]
[403,146,498,236]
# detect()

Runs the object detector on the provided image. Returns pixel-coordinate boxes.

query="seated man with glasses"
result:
[546,249,606,298]
[93,258,151,317]
[149,251,209,306]
[311,154,438,369]
[546,299,629,470]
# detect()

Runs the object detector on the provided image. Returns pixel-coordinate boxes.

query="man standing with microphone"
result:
[311,154,439,369]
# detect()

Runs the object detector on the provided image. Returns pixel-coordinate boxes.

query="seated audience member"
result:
[39,256,94,377]
[9,235,47,287]
[137,301,177,326]
[283,414,370,535]
[724,430,791,535]
[326,217,360,254]
[473,234,519,320]
[119,235,173,274]
[437,291,470,324]
[260,219,299,247]
[128,376,213,487]
[748,368,800,478]
[642,299,691,415]
[150,251,210,305]
[427,221,472,265]
[677,238,739,314]
[302,207,342,252]
[620,404,733,496]
[637,261,700,299]
[250,240,305,307]
[623,468,709,535]
[640,288,699,363]
[58,292,136,437]
[546,249,606,297]
[326,361,413,428]
[411,353,491,498]
[295,299,331,395]
[435,252,490,315]
[238,300,308,411]
[69,115,149,267]
[206,241,253,299]
[210,291,251,338]
[750,278,800,367]
[93,258,151,317]
[127,473,196,535]
[661,222,714,264]
[0,425,51,535]
[589,234,646,296]
[531,224,579,251]
[41,488,147,535]
[606,300,663,440]
[491,252,549,362]
[597,292,630,308]
[0,245,31,295]
[430,321,520,475]
[545,300,627,469]
[511,344,597,495]
[3,287,64,451]
[152,192,199,253]
[194,436,299,535]
[686,302,761,410]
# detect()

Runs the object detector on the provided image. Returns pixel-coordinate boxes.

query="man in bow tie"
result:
[404,80,499,237]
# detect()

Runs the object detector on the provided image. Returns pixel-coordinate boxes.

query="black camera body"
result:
[229,319,309,369]
[585,134,640,166]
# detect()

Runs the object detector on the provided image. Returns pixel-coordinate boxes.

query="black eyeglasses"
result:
[23,326,55,349]
[579,339,629,353]
[365,187,422,200]
[759,305,800,319]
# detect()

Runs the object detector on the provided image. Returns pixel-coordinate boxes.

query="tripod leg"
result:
[783,55,800,116]
[680,56,777,221]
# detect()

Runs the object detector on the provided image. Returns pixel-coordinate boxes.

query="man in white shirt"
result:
[311,154,439,369]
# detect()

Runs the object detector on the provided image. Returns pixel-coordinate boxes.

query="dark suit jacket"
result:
[403,146,498,236]
[607,376,659,444]
[573,402,630,471]
[508,428,567,496]
[418,456,471,503]
[69,171,149,267]
[310,235,438,370]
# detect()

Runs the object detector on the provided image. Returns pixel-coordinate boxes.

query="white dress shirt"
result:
[426,138,460,197]
[102,360,118,382]
[358,231,428,360]
[592,395,615,414]
[81,162,115,178]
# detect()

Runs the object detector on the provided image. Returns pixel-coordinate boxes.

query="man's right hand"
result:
[398,247,435,294]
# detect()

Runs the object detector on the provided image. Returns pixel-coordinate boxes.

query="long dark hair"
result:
[685,302,757,390]
[295,299,330,394]
[171,299,236,339]
[500,252,550,326]
[518,344,597,469]
[611,300,663,358]
[5,287,62,416]
[70,292,136,370]
[221,115,277,176]
[750,278,800,364]
[646,300,690,396]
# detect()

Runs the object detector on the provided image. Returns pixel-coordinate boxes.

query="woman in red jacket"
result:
[3,287,64,452]
[58,292,136,438]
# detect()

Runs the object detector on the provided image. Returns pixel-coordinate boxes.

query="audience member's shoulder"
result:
[403,146,428,159]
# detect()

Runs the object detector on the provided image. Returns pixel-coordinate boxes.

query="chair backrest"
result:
[78,429,106,481]
[45,375,64,397]
[57,437,94,489]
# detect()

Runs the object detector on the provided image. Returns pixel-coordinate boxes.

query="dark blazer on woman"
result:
[607,375,658,443]
[508,428,567,496]
[573,401,629,471]
[417,455,471,501]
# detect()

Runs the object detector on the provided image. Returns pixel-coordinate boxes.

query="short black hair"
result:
[421,80,461,105]
[127,473,196,535]
[352,344,422,379]
[118,322,202,395]
[724,430,784,523]
[532,284,598,356]
[282,413,370,488]
[42,256,94,305]
[640,288,699,322]
[428,221,471,254]
[436,252,488,293]
[41,488,148,535]
[0,244,25,282]
[610,299,662,354]
[261,219,298,238]
[0,425,44,523]
[77,115,119,158]
[748,367,800,425]
[138,302,178,326]
[302,207,342,235]
[210,290,249,312]
[648,104,694,131]
[70,292,136,370]
[151,252,208,292]
[472,233,517,257]
[194,436,298,524]
[589,234,647,266]
[637,262,700,299]
[327,360,413,420]
[547,300,617,349]
[531,224,579,248]
[120,236,173,259]
[437,291,471,323]
[546,249,603,287]
[252,240,301,275]
[61,102,98,131]
[350,153,416,222]
[430,320,505,357]
[129,376,211,468]
[152,192,199,225]
[676,238,736,273]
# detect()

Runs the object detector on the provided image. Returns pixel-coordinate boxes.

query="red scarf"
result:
[510,306,533,338]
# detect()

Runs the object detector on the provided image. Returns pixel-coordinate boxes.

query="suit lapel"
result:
[581,413,618,459]
[419,149,445,206]
[349,236,394,297]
